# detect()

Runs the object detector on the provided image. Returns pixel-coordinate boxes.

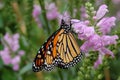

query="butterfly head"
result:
[60,19,71,31]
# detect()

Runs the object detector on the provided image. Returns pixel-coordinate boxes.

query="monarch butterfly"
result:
[32,19,82,72]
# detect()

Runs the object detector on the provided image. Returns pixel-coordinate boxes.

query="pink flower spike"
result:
[1,53,11,65]
[46,3,58,20]
[97,17,116,34]
[11,56,20,65]
[32,5,41,18]
[13,64,19,71]
[95,4,108,20]
[94,54,102,69]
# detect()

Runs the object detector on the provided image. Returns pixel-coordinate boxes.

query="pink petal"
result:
[71,19,80,24]
[13,64,19,71]
[89,34,103,50]
[80,40,93,52]
[97,17,116,34]
[1,53,11,65]
[32,5,41,18]
[94,54,102,69]
[12,44,19,52]
[95,4,108,20]
[99,47,114,57]
[101,35,118,46]
[46,3,58,20]
[11,56,20,65]
[18,50,25,56]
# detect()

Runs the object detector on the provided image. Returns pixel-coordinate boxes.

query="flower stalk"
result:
[39,0,50,34]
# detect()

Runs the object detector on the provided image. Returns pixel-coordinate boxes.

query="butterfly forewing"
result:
[32,28,65,71]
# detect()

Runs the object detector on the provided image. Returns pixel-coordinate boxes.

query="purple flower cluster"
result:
[0,33,25,71]
[32,3,59,27]
[72,4,118,68]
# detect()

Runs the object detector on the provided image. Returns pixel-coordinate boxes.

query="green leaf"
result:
[19,63,32,75]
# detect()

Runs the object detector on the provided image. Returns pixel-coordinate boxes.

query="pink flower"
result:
[0,48,11,65]
[94,54,102,69]
[72,21,95,40]
[18,50,25,56]
[101,35,118,46]
[32,5,41,18]
[97,17,116,34]
[80,40,93,52]
[3,33,20,52]
[46,3,58,20]
[32,5,42,27]
[98,47,114,57]
[0,33,25,71]
[80,6,88,20]
[4,33,12,46]
[71,19,81,24]
[13,64,19,71]
[78,27,95,40]
[11,56,20,65]
[32,3,59,27]
[94,55,102,69]
[95,4,108,20]
[89,34,103,50]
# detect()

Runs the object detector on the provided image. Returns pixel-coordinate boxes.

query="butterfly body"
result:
[32,19,82,72]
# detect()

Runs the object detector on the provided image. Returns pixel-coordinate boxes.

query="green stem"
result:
[39,0,50,34]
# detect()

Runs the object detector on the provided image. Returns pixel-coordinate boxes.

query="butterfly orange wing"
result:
[32,29,64,71]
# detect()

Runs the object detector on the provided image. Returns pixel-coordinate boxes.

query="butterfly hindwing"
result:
[56,32,82,69]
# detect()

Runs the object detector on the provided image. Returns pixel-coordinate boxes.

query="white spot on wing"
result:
[47,51,51,55]
[38,51,40,53]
